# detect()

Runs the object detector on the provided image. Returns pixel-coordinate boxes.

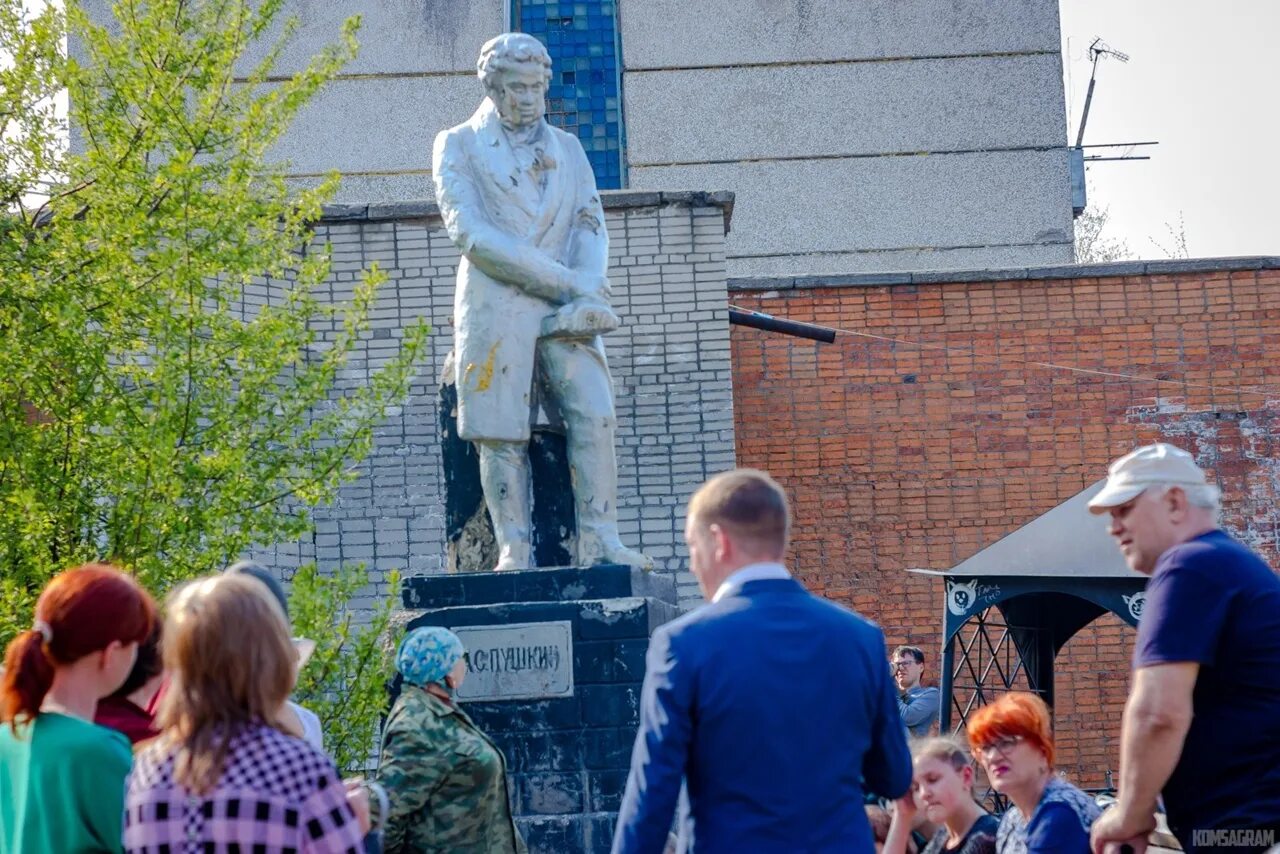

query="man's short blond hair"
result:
[687,468,791,557]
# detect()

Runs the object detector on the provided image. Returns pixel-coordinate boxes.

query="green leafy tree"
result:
[289,563,399,772]
[0,0,428,755]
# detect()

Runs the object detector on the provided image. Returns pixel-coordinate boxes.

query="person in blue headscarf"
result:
[375,626,526,854]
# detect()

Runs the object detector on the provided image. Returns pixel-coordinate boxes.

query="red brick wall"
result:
[730,267,1280,788]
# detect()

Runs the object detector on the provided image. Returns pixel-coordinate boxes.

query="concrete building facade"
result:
[621,0,1075,277]
[154,0,1075,278]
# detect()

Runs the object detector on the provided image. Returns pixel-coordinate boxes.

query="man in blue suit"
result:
[613,469,913,853]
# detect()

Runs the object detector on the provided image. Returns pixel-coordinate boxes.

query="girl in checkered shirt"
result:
[124,574,366,853]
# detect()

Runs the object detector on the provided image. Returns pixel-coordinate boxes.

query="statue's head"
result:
[477,33,553,129]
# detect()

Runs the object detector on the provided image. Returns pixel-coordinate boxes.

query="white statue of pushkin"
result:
[433,33,651,572]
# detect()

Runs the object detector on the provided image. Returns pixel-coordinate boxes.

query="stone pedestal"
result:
[399,565,678,854]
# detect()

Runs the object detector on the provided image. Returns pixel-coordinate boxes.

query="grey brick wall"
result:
[256,191,736,612]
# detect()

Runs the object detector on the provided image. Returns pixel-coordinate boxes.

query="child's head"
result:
[911,737,977,824]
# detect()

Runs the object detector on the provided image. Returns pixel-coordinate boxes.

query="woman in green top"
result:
[0,563,156,854]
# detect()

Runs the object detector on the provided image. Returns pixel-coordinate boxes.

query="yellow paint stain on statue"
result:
[466,342,500,392]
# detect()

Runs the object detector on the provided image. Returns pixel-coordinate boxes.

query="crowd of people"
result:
[613,446,1280,854]
[0,561,526,853]
[0,442,1278,854]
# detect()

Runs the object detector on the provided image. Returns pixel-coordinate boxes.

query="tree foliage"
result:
[0,0,427,754]
[1073,202,1133,264]
[289,562,399,772]
[1149,212,1191,260]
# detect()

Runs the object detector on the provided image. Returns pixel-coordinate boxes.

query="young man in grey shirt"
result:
[893,645,940,737]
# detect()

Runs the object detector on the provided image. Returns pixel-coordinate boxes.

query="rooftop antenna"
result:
[1074,37,1130,148]
[1069,37,1147,218]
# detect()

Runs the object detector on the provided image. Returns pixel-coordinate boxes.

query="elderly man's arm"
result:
[1090,662,1196,853]
[433,131,601,305]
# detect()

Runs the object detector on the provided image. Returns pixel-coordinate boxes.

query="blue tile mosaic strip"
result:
[515,0,625,188]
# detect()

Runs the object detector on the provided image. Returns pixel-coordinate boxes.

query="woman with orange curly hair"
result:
[966,692,1100,854]
[0,564,156,853]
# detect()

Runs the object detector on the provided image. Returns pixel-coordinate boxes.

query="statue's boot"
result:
[568,431,653,570]
[579,526,654,569]
[478,441,533,572]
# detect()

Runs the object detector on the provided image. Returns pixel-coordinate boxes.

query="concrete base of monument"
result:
[395,564,680,854]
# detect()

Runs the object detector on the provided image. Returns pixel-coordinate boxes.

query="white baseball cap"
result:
[1087,443,1218,514]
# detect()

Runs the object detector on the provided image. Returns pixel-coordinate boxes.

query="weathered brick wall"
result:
[255,192,737,612]
[730,259,1280,788]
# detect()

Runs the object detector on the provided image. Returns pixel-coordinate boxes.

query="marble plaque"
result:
[453,620,574,702]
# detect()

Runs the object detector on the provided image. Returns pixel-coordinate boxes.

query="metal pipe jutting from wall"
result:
[728,308,837,343]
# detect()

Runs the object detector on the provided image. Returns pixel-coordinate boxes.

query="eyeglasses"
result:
[892,660,920,669]
[974,735,1023,756]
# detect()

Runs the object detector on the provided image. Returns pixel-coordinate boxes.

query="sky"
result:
[1059,0,1280,259]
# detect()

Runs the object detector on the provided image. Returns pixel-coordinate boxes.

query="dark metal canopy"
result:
[911,480,1149,733]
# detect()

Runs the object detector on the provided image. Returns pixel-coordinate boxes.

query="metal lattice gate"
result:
[941,606,1048,811]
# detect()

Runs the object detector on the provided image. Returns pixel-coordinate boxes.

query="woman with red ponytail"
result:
[0,563,155,853]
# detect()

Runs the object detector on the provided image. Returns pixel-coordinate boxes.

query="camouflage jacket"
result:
[376,684,525,854]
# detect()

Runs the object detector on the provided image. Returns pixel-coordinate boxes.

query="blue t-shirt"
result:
[1134,530,1280,844]
[996,776,1099,854]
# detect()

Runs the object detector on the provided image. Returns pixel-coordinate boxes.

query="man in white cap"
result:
[1087,443,1280,853]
